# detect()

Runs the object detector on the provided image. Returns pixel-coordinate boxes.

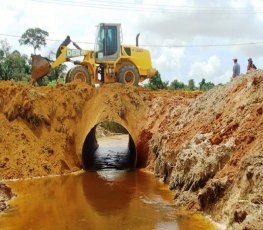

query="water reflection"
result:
[0,170,218,230]
[0,135,218,230]
[82,170,135,213]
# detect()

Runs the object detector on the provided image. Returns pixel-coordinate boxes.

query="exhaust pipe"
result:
[136,33,140,47]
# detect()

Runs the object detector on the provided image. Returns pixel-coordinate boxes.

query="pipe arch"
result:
[82,121,136,170]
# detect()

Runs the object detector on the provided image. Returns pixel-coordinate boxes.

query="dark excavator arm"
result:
[56,36,71,58]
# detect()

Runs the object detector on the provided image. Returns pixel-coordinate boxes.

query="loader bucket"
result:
[31,55,51,84]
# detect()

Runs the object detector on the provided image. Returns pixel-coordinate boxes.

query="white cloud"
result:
[187,55,230,84]
[0,0,262,85]
[154,47,185,80]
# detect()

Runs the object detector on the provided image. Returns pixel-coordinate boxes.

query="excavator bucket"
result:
[31,55,51,84]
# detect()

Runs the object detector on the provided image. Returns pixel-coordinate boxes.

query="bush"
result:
[100,121,128,134]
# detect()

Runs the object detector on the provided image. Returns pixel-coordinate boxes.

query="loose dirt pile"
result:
[0,70,262,229]
[146,70,263,229]
[0,82,95,179]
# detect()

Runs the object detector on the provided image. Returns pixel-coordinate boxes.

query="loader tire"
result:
[65,68,72,83]
[66,66,91,84]
[118,64,139,86]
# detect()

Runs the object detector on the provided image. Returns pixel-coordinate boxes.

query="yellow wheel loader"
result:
[31,23,156,86]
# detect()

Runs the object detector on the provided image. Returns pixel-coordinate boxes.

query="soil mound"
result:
[0,81,196,179]
[0,70,262,229]
[0,82,94,179]
[147,70,263,229]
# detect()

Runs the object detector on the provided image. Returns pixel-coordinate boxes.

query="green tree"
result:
[144,71,168,90]
[0,51,31,81]
[0,39,31,82]
[169,79,186,90]
[0,39,11,57]
[19,28,49,54]
[48,65,67,81]
[188,79,195,91]
[0,49,4,60]
[0,40,9,79]
[199,78,215,91]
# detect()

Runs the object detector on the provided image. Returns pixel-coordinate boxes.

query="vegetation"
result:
[100,121,128,134]
[199,78,215,91]
[0,37,65,85]
[144,71,168,90]
[19,28,49,54]
[0,39,31,82]
[35,52,67,86]
[144,71,218,91]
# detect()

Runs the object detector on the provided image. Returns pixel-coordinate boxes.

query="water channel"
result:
[0,135,218,230]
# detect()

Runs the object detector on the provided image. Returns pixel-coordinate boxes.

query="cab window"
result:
[95,25,118,60]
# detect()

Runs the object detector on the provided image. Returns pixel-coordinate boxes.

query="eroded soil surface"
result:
[146,70,263,229]
[0,70,262,229]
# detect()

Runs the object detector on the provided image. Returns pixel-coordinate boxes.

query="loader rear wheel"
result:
[66,66,91,84]
[118,64,139,86]
[65,69,72,83]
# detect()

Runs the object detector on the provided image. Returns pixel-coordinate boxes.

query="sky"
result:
[0,0,263,85]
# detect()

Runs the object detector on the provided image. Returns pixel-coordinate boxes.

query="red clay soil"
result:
[146,70,263,230]
[0,70,262,229]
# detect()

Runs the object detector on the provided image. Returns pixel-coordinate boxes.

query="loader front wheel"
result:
[66,66,90,84]
[118,64,139,86]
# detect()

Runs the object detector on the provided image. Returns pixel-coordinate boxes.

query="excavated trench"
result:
[82,122,136,170]
[0,72,262,229]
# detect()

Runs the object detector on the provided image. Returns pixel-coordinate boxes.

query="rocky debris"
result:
[147,70,263,229]
[222,150,263,230]
[169,132,234,192]
[198,176,229,210]
[0,183,14,212]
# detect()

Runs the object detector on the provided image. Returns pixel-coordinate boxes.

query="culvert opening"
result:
[82,121,136,170]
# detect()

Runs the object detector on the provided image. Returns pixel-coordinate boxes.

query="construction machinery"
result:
[31,23,156,86]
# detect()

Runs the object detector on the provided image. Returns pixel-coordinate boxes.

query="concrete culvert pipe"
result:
[82,122,136,170]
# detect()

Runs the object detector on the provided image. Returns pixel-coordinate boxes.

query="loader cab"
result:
[95,23,121,62]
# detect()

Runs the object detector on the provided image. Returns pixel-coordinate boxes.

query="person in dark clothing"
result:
[232,58,240,78]
[247,58,257,72]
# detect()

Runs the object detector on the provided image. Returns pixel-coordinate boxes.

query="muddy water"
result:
[0,135,218,230]
[90,135,135,170]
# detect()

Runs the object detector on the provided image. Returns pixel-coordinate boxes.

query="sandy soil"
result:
[0,70,262,229]
[146,70,263,229]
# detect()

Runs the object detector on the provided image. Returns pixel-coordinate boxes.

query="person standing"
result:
[247,58,257,72]
[232,58,240,78]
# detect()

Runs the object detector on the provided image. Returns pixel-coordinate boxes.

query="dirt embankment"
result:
[146,70,263,229]
[0,82,95,179]
[0,80,198,212]
[0,81,197,180]
[0,71,262,229]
